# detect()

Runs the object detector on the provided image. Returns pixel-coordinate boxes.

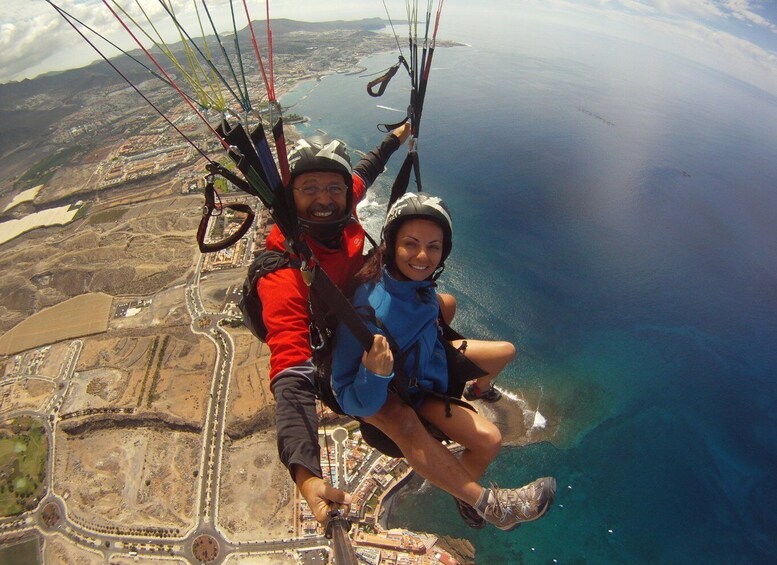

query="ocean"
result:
[282,8,777,563]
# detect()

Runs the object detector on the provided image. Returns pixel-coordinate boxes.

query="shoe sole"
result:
[464,392,502,402]
[497,477,557,532]
[453,498,488,529]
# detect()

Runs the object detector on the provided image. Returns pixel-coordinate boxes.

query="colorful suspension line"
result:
[46,1,258,254]
[150,0,249,113]
[240,0,291,186]
[371,0,446,208]
[44,1,205,109]
[47,0,212,162]
[100,1,293,242]
[197,0,251,111]
[111,0,225,112]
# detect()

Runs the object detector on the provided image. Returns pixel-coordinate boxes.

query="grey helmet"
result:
[382,193,453,277]
[287,136,353,242]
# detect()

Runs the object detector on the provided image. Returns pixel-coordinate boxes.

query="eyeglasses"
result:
[292,183,348,197]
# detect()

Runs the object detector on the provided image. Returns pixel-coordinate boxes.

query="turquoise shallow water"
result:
[283,11,777,563]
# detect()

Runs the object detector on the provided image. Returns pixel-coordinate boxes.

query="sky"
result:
[3,1,777,96]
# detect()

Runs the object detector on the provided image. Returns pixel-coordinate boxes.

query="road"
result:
[0,222,340,564]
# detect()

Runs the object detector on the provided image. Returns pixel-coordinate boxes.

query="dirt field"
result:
[68,328,213,425]
[35,341,73,376]
[109,285,192,332]
[0,293,112,355]
[218,430,295,541]
[226,332,274,436]
[0,185,201,335]
[43,534,103,565]
[54,427,200,533]
[0,377,55,416]
[198,269,244,313]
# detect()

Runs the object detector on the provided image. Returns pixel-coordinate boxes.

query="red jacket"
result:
[259,174,367,380]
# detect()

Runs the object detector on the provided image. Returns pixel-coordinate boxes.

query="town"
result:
[0,19,478,565]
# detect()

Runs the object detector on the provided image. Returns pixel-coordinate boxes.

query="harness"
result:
[239,245,486,457]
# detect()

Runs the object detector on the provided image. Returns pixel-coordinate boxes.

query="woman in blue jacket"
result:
[330,193,555,532]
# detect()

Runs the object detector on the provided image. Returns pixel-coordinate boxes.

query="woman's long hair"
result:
[354,241,389,285]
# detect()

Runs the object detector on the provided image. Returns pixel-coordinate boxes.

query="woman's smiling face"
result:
[392,218,444,281]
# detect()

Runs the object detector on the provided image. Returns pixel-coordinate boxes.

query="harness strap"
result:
[367,58,405,98]
[387,153,415,210]
[309,267,374,353]
[377,116,409,134]
[196,179,255,253]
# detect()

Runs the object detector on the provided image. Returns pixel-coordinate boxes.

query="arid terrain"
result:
[0,19,479,565]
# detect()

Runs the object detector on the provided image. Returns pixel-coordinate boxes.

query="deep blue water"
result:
[282,12,777,564]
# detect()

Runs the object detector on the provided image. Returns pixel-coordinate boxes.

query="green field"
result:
[0,418,47,516]
[0,537,41,565]
[17,146,85,188]
[88,206,126,225]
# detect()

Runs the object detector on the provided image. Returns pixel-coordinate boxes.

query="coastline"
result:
[474,387,558,448]
[376,469,415,530]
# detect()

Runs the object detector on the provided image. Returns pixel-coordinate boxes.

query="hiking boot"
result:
[478,477,556,531]
[453,497,487,529]
[464,383,503,402]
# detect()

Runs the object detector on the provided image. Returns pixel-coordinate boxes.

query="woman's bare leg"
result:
[452,338,515,390]
[417,397,501,480]
[363,394,485,507]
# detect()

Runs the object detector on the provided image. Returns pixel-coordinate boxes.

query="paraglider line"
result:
[149,0,247,112]
[241,0,273,100]
[100,0,231,151]
[198,0,250,110]
[47,0,215,162]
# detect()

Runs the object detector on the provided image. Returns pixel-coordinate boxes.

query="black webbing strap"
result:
[309,267,374,353]
[354,300,429,405]
[196,179,255,253]
[216,120,272,192]
[367,57,408,98]
[214,117,300,246]
[205,161,252,195]
[270,112,291,186]
[387,150,423,211]
[325,511,357,564]
[377,115,410,134]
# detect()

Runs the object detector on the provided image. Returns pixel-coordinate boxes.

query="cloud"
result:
[0,0,242,83]
[4,0,777,93]
[0,0,386,83]
[0,1,124,83]
[651,0,725,19]
[725,0,777,33]
[511,0,777,96]
[0,11,66,82]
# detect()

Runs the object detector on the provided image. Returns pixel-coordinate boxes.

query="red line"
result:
[241,0,272,98]
[266,0,276,101]
[433,0,445,42]
[100,0,229,151]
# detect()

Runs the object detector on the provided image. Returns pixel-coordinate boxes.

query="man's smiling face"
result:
[291,171,348,222]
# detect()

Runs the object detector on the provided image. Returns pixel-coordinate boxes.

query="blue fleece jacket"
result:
[331,268,448,417]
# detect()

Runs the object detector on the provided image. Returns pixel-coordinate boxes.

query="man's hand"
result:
[392,122,411,144]
[295,466,352,525]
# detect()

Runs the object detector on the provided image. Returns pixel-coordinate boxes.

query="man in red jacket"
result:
[259,125,409,524]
